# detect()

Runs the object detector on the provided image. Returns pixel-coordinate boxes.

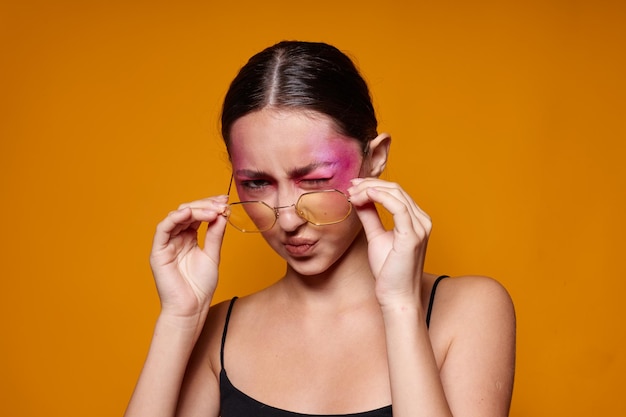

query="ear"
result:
[365,133,391,177]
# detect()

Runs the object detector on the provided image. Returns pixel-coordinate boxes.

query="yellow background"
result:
[1,1,624,416]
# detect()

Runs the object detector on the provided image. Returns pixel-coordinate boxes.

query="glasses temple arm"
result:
[226,173,234,197]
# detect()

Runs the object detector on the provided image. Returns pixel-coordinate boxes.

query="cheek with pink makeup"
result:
[227,129,364,201]
[309,141,363,191]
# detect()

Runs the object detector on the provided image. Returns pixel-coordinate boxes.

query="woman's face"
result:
[228,108,367,276]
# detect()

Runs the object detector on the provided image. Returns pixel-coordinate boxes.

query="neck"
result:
[278,230,377,310]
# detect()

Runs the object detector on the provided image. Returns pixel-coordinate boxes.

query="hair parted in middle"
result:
[221,41,379,153]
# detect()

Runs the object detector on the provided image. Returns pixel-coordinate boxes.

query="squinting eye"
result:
[241,179,271,190]
[302,178,331,185]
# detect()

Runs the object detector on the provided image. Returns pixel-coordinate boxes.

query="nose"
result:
[274,201,307,232]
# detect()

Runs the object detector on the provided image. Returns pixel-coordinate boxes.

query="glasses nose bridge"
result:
[226,190,352,232]
[272,202,299,219]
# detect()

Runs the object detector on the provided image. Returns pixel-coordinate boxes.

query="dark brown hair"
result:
[221,41,378,152]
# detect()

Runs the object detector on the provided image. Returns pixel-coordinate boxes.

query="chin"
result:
[285,256,335,277]
[285,242,360,278]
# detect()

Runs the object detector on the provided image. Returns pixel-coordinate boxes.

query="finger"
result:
[348,178,405,207]
[350,179,411,211]
[363,187,419,239]
[375,186,431,236]
[153,205,225,250]
[350,179,431,235]
[178,195,229,211]
[153,208,192,248]
[353,201,387,242]
[203,209,228,259]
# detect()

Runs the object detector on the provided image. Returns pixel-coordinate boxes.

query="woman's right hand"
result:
[149,195,229,324]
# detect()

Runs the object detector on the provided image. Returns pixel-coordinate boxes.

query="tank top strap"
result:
[220,296,239,370]
[426,275,449,328]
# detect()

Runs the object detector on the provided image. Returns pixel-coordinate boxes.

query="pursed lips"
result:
[283,238,317,255]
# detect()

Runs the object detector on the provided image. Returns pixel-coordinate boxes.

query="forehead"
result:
[228,109,362,172]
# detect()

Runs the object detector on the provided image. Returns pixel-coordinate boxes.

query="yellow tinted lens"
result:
[297,190,352,225]
[227,201,276,232]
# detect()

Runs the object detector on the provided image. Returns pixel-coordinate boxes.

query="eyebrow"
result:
[234,169,268,179]
[288,161,336,178]
[235,162,336,179]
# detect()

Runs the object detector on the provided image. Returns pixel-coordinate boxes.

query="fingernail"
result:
[350,178,364,185]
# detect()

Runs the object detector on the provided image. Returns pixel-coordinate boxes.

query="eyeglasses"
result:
[223,178,353,233]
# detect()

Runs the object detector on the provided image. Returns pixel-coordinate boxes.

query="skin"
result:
[229,110,368,277]
[125,108,516,417]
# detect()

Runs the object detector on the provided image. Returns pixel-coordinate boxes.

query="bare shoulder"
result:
[429,276,516,415]
[206,298,237,338]
[428,275,516,339]
[175,299,236,415]
[200,293,272,366]
[191,298,238,375]
[435,274,514,311]
[206,297,238,333]
[461,275,513,317]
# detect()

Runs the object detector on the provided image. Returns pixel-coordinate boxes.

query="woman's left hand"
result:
[348,178,431,309]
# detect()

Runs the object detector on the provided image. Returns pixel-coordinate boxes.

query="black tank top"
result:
[219,275,449,417]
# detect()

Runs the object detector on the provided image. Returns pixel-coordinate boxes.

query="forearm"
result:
[382,304,453,417]
[124,314,205,417]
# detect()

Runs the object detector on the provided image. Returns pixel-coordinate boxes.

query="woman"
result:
[125,41,516,417]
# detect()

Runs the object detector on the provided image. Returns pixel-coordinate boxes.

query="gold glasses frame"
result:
[223,175,353,233]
